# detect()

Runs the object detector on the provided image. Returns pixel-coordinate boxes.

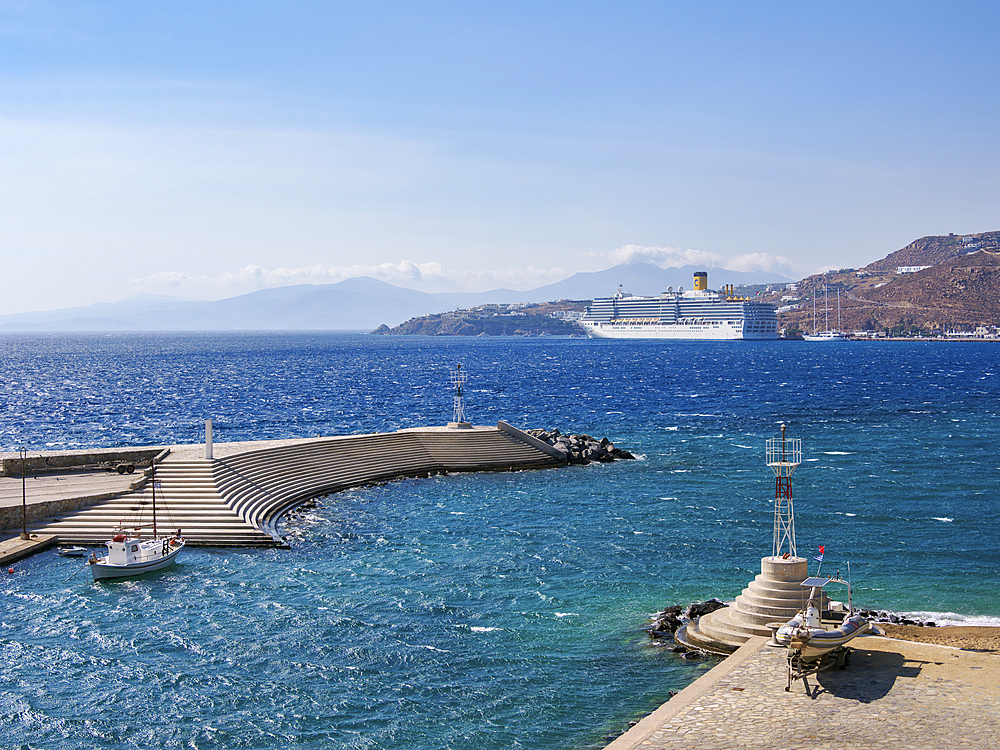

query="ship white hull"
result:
[581,321,777,340]
[802,331,847,342]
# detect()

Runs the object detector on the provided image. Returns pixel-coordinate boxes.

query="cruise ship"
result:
[579,271,779,340]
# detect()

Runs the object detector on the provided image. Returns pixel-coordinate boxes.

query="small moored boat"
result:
[774,575,870,690]
[56,546,88,557]
[89,461,185,581]
[89,532,184,581]
[775,608,870,658]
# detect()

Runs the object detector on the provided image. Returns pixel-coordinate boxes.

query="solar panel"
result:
[800,576,831,588]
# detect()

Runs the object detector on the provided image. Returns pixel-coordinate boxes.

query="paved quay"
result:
[0,470,136,509]
[606,635,1000,750]
[0,471,139,562]
[0,533,57,565]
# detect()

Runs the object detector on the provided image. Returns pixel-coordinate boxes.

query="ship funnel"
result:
[693,271,708,291]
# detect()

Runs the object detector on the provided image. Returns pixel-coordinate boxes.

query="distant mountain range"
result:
[0,264,792,332]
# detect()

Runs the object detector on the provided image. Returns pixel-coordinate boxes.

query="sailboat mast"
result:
[825,286,829,333]
[838,289,841,331]
[151,461,158,538]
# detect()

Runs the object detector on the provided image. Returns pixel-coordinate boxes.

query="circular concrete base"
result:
[680,555,816,653]
[760,555,808,581]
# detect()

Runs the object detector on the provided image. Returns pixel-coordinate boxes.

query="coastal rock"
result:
[684,598,727,620]
[647,600,731,660]
[858,609,938,628]
[647,605,685,639]
[525,429,636,466]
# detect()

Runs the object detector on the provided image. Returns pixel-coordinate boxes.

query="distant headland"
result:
[376,230,1000,339]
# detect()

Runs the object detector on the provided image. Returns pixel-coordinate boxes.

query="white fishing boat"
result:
[89,463,185,581]
[774,575,870,690]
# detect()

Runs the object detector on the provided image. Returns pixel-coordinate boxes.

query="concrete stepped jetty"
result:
[677,556,824,654]
[29,422,562,547]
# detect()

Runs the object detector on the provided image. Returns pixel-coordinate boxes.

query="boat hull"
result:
[90,540,185,581]
[581,322,777,340]
[57,546,88,557]
[775,613,870,659]
[802,333,847,342]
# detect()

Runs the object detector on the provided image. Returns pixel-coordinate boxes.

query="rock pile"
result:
[648,599,727,638]
[526,429,636,465]
[647,599,728,658]
[858,610,937,627]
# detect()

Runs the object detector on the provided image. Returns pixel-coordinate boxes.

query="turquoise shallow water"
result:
[1,334,999,748]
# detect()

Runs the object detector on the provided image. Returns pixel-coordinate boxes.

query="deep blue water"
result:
[1,333,999,749]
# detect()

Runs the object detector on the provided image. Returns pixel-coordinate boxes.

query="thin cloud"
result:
[586,244,801,276]
[127,262,571,298]
[727,252,799,275]
[587,244,723,268]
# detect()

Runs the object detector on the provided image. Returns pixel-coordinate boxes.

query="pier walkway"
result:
[5,422,560,547]
[605,635,1000,750]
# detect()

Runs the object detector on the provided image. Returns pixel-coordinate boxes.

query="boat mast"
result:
[824,286,829,333]
[837,288,841,331]
[151,460,158,538]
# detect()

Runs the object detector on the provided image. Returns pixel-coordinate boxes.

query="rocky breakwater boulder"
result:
[858,609,937,627]
[526,429,636,465]
[648,599,727,639]
[647,599,727,659]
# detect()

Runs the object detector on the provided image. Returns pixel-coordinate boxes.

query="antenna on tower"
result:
[448,364,472,429]
[766,423,802,558]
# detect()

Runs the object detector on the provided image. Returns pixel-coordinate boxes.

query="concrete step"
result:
[30,426,558,547]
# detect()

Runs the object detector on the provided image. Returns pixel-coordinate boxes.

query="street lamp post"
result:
[18,447,29,541]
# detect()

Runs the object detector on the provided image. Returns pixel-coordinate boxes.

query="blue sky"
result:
[1,1,998,313]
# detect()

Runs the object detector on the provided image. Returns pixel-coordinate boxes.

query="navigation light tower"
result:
[448,364,471,428]
[766,423,801,558]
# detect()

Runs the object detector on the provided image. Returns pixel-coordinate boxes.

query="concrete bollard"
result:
[205,419,213,460]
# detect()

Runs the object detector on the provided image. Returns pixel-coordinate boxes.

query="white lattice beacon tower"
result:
[766,423,801,558]
[447,364,473,429]
[672,423,817,654]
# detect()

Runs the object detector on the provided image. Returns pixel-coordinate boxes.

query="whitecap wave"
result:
[899,611,1000,628]
[933,517,954,523]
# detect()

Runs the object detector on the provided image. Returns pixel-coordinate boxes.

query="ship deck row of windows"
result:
[583,298,777,325]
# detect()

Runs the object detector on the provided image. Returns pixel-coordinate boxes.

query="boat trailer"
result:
[785,644,852,691]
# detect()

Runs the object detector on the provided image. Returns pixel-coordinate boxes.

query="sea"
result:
[1,333,999,749]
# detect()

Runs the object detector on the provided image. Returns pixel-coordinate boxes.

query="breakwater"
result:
[22,422,634,547]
